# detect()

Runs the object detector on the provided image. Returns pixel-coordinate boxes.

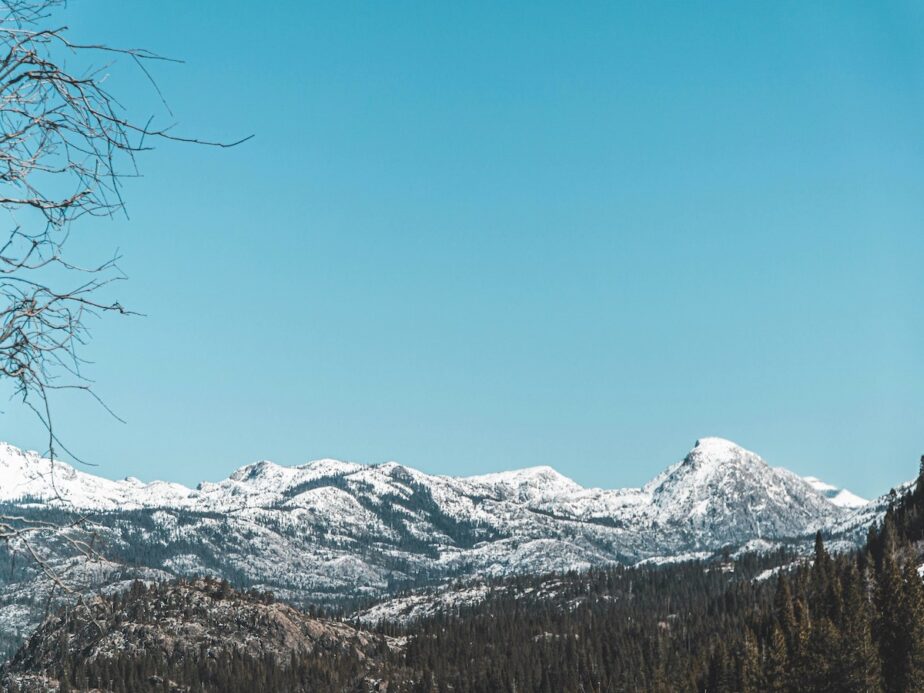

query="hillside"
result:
[1,578,400,693]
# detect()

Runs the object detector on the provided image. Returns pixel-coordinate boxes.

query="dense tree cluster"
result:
[32,648,367,693]
[397,553,779,691]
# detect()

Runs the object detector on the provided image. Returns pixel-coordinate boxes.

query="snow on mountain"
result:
[0,442,194,510]
[802,476,868,508]
[639,437,845,544]
[463,466,584,503]
[0,437,875,554]
[0,437,885,650]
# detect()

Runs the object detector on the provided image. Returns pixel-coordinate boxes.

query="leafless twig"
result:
[0,0,248,594]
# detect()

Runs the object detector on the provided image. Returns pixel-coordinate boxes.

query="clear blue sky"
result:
[2,1,922,498]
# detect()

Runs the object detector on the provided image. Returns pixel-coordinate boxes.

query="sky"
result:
[1,1,922,498]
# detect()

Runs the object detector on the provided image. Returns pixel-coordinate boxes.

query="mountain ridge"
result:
[0,437,868,514]
[0,436,888,657]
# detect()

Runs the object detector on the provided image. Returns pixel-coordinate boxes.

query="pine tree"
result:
[764,624,790,692]
[736,628,761,693]
[774,574,798,657]
[814,532,832,583]
[876,546,906,693]
[837,564,882,693]
[706,641,735,693]
[805,616,840,693]
[791,596,813,684]
[900,559,924,692]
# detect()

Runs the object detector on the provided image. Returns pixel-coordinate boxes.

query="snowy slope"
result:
[802,476,868,509]
[0,436,886,651]
[642,438,842,543]
[0,442,194,509]
[0,437,875,558]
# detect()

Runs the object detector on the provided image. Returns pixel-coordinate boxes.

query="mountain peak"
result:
[298,458,363,476]
[694,436,743,450]
[229,459,282,482]
[690,437,751,459]
[463,465,582,503]
[680,437,774,473]
[639,437,846,543]
[464,465,577,486]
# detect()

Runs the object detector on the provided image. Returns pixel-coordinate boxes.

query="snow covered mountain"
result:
[0,436,885,651]
[802,475,868,508]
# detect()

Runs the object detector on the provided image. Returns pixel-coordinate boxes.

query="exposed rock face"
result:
[1,578,397,692]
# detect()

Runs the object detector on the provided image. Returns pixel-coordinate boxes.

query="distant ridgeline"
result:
[2,456,923,692]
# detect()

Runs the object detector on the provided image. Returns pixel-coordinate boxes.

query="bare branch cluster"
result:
[0,0,246,589]
[0,0,249,463]
[0,512,100,581]
[0,0,151,459]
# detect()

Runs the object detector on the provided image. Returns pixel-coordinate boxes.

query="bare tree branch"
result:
[0,0,248,587]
